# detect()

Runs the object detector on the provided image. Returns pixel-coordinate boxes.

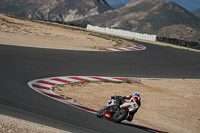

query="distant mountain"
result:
[0,0,112,22]
[105,0,200,11]
[192,8,200,17]
[76,0,200,42]
[105,0,133,9]
[165,0,200,11]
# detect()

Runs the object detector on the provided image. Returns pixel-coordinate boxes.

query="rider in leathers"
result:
[109,92,141,122]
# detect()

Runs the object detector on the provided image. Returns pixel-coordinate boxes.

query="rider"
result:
[110,92,141,122]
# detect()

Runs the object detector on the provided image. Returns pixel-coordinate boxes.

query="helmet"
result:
[133,92,140,99]
[133,92,141,105]
[133,92,140,97]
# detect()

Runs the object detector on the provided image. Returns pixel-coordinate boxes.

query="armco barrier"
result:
[48,20,87,28]
[86,24,157,41]
[67,23,87,28]
[156,36,200,50]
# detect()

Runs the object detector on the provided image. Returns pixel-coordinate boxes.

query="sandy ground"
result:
[53,79,200,133]
[0,114,68,133]
[1,14,200,133]
[0,14,133,51]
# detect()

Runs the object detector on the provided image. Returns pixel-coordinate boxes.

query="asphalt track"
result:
[0,41,200,133]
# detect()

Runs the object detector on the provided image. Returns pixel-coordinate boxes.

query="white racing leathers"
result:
[120,98,139,113]
[120,96,141,121]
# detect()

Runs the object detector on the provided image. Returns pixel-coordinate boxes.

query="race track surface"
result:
[0,41,200,133]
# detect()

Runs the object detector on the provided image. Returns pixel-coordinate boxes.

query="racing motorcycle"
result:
[96,98,138,123]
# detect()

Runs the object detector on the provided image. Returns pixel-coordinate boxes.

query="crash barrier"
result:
[48,21,87,28]
[156,36,200,50]
[67,23,87,28]
[86,24,157,41]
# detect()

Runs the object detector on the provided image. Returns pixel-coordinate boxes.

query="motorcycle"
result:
[96,98,138,123]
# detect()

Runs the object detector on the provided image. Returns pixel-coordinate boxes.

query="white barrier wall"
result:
[86,24,157,41]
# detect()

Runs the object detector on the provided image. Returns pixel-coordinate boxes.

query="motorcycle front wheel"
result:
[96,106,106,118]
[112,108,128,123]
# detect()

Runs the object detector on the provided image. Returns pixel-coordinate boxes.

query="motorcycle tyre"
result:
[96,106,106,118]
[112,109,128,123]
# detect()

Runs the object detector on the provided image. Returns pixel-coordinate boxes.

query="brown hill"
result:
[0,0,113,22]
[76,0,200,42]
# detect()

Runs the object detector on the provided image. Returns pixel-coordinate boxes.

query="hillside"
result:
[0,0,112,22]
[193,8,200,17]
[76,0,200,42]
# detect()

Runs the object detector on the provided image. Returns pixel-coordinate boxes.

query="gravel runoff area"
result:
[0,14,133,51]
[0,114,69,133]
[53,79,200,133]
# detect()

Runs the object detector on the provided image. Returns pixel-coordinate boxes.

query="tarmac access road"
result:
[0,41,200,133]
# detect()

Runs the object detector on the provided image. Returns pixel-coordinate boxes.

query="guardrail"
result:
[47,21,87,28]
[156,37,200,50]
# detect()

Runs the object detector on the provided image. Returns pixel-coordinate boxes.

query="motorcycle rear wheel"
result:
[112,109,128,123]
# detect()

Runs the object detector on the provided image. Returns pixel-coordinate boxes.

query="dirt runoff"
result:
[0,114,68,133]
[0,14,133,51]
[53,79,200,133]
